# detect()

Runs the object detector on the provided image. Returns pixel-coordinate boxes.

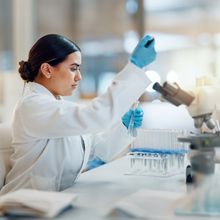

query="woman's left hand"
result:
[122,107,144,129]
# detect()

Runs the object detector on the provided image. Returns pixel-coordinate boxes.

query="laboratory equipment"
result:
[126,129,189,177]
[153,81,220,184]
[153,81,220,216]
[153,82,216,130]
[127,101,140,137]
[144,37,154,48]
[175,170,220,217]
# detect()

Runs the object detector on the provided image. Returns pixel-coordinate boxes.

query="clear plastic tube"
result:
[128,101,139,137]
[126,129,189,176]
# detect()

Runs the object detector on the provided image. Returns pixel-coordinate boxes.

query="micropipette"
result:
[145,37,154,48]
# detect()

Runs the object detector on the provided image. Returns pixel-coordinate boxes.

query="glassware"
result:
[127,101,139,137]
[126,129,189,176]
[175,173,220,217]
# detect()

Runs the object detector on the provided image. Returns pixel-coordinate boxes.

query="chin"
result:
[65,91,73,96]
[61,87,75,96]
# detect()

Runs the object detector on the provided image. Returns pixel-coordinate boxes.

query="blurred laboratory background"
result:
[1,0,220,128]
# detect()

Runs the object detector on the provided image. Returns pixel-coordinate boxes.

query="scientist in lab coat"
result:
[0,34,156,194]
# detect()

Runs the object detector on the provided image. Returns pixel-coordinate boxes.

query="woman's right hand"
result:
[129,35,156,69]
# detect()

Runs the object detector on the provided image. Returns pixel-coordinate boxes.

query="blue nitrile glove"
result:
[122,107,144,129]
[86,157,106,170]
[130,35,156,68]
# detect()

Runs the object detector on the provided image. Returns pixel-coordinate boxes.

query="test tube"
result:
[128,128,188,176]
[128,101,139,137]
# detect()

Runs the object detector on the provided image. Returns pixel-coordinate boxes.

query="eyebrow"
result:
[70,63,80,66]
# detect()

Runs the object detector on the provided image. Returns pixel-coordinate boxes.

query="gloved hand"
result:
[86,157,106,171]
[122,107,144,129]
[130,35,156,69]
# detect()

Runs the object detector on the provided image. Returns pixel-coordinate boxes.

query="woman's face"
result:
[49,51,82,96]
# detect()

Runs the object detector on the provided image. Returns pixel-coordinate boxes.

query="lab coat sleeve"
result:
[89,122,134,162]
[19,62,151,138]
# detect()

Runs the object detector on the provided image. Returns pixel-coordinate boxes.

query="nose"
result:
[74,70,82,82]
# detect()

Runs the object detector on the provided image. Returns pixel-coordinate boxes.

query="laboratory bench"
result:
[0,156,219,220]
[61,156,219,220]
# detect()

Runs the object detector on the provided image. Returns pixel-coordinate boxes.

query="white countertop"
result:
[1,156,218,220]
[59,156,192,220]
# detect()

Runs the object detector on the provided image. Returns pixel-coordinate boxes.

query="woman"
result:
[0,34,156,194]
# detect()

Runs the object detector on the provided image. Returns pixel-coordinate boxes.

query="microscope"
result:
[153,81,220,186]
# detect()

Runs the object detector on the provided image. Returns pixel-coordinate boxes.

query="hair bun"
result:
[18,61,33,82]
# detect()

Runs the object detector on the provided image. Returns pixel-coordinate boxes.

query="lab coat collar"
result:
[28,82,61,100]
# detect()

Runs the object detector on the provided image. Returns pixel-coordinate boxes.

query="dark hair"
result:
[18,34,81,82]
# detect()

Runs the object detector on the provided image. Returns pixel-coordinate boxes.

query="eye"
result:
[70,65,80,72]
[70,67,77,72]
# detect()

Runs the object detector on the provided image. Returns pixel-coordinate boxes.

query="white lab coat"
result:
[0,62,150,194]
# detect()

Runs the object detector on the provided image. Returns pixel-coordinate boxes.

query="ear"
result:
[40,63,52,79]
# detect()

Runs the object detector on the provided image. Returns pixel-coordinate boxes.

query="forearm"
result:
[91,122,134,162]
